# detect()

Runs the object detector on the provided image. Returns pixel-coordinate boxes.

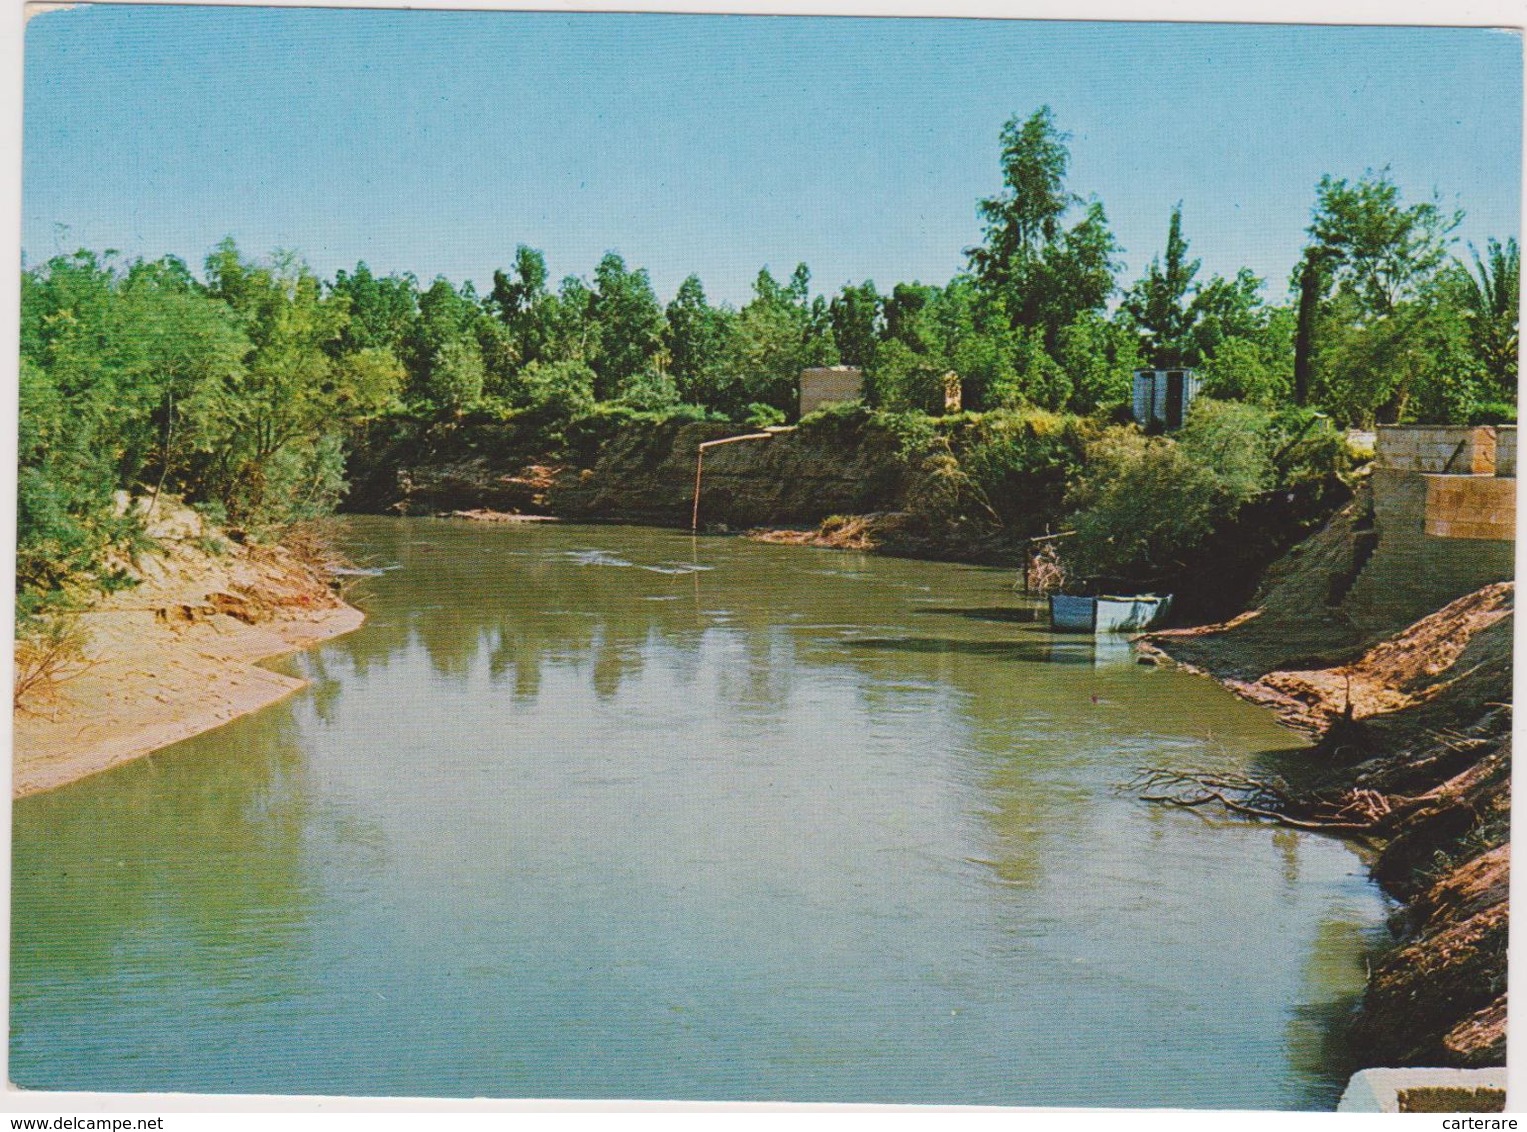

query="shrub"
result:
[14,611,93,713]
[951,408,1088,534]
[1175,398,1276,503]
[615,370,681,412]
[744,402,786,429]
[1063,427,1225,588]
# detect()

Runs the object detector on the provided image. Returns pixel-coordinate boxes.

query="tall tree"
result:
[589,252,665,401]
[1301,169,1464,422]
[330,262,418,357]
[725,265,836,416]
[1308,169,1461,315]
[200,243,363,522]
[968,106,1074,298]
[490,245,552,366]
[828,281,882,368]
[1456,237,1520,402]
[664,274,731,406]
[1123,202,1201,367]
[966,106,1121,346]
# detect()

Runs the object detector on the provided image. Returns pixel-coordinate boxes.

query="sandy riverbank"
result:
[13,506,365,800]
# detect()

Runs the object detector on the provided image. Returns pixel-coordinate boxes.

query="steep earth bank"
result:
[1143,499,1511,1070]
[346,411,1029,563]
[344,412,1348,593]
[12,502,363,798]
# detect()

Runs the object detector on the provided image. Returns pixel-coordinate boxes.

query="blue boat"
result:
[1048,593,1172,634]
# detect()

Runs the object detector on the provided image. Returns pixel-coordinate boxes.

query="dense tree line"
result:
[17,104,1518,617]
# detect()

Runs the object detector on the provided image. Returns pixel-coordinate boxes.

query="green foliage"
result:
[1055,311,1138,412]
[1063,428,1225,586]
[1198,335,1289,405]
[1296,168,1487,425]
[1123,202,1201,367]
[872,409,939,456]
[868,338,948,414]
[16,356,133,615]
[1175,399,1276,501]
[665,274,733,406]
[426,338,486,412]
[1184,269,1271,365]
[590,252,666,401]
[1309,168,1461,315]
[1063,399,1283,586]
[490,245,552,367]
[516,358,597,413]
[1313,286,1481,425]
[20,133,1513,615]
[953,408,1088,532]
[1266,406,1353,486]
[1456,237,1519,403]
[613,369,681,413]
[744,402,786,428]
[720,265,838,416]
[331,262,417,356]
[967,107,1121,346]
[829,281,882,368]
[1012,327,1071,411]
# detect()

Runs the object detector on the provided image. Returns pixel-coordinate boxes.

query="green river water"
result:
[11,518,1389,1106]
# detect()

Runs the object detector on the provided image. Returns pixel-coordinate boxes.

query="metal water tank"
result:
[1131,368,1200,430]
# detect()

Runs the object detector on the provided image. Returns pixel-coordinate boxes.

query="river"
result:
[11,518,1389,1106]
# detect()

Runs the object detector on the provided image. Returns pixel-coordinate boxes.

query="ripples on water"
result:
[11,519,1389,1106]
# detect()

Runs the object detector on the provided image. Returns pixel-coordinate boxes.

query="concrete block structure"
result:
[1337,1067,1506,1113]
[1425,475,1516,540]
[1373,425,1498,474]
[1495,425,1516,477]
[1341,425,1515,636]
[799,366,864,417]
[941,372,963,415]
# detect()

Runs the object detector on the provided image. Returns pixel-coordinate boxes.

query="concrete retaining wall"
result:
[1425,475,1517,540]
[1342,469,1515,636]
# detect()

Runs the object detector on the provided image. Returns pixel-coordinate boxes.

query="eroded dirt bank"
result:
[13,506,363,799]
[1143,505,1511,1069]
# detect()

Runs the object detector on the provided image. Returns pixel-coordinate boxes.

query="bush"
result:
[517,359,596,414]
[1175,398,1276,502]
[950,408,1088,534]
[1063,427,1224,588]
[1266,406,1354,486]
[14,611,93,712]
[1470,401,1518,425]
[614,370,681,413]
[744,402,786,429]
[1058,399,1338,589]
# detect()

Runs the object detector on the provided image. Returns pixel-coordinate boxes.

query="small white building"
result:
[1132,368,1200,431]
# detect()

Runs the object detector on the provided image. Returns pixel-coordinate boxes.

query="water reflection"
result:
[11,518,1388,1106]
[12,713,322,1090]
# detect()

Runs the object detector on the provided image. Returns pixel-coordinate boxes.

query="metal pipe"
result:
[690,432,780,532]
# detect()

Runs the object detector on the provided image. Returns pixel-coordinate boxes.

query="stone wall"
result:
[1494,426,1516,477]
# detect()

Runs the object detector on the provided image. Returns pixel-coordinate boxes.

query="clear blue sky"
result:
[21,6,1523,307]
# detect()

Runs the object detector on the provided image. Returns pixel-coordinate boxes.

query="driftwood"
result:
[1125,767,1446,836]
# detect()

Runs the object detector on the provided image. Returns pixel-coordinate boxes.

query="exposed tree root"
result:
[1127,766,1441,836]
